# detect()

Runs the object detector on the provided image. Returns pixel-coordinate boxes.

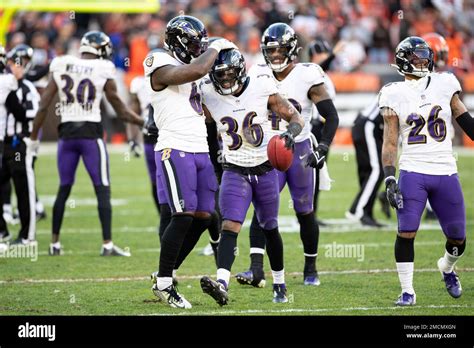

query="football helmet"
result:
[392,36,434,78]
[0,44,6,71]
[6,44,34,72]
[209,48,247,95]
[421,32,449,68]
[164,15,208,64]
[261,23,299,72]
[79,31,113,59]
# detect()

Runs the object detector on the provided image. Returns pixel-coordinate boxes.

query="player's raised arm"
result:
[451,93,474,140]
[30,77,58,141]
[381,106,402,209]
[104,79,144,127]
[267,93,304,149]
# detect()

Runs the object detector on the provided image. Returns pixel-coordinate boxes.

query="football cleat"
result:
[0,231,11,243]
[200,276,228,306]
[360,215,385,228]
[395,292,416,306]
[304,273,321,286]
[36,210,47,222]
[438,258,462,298]
[151,283,192,309]
[0,243,8,253]
[48,244,62,256]
[100,244,131,257]
[150,271,178,287]
[199,243,214,256]
[10,238,37,246]
[235,269,266,288]
[272,284,288,303]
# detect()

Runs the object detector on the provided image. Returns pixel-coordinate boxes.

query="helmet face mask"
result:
[261,23,298,72]
[393,36,434,78]
[210,49,246,95]
[79,31,113,59]
[165,15,208,64]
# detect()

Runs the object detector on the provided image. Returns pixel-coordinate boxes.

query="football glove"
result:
[129,140,142,158]
[209,39,238,53]
[305,143,328,169]
[279,122,302,150]
[23,137,40,156]
[385,176,403,209]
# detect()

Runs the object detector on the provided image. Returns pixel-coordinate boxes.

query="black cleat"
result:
[36,211,47,222]
[0,231,11,243]
[48,243,62,256]
[360,215,385,228]
[235,269,266,288]
[200,276,228,306]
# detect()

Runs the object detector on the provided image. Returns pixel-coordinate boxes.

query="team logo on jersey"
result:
[145,56,154,67]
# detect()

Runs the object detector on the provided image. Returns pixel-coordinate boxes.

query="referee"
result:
[0,45,38,245]
[346,97,387,227]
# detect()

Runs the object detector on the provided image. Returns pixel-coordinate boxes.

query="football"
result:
[267,135,293,171]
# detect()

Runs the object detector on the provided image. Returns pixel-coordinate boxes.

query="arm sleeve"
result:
[5,91,26,122]
[318,53,336,72]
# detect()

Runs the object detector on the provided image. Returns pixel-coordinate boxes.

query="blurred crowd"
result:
[4,0,473,87]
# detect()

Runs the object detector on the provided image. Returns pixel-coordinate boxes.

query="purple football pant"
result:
[155,148,217,214]
[278,138,316,214]
[397,170,466,240]
[220,169,279,230]
[57,138,109,186]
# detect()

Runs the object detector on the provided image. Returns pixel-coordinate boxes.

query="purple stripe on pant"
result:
[397,170,466,240]
[57,138,109,186]
[277,138,315,214]
[220,168,279,230]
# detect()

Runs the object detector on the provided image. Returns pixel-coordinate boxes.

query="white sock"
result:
[250,247,265,255]
[216,268,231,287]
[52,242,61,249]
[157,277,173,290]
[172,269,177,278]
[103,241,113,250]
[439,251,461,273]
[396,262,414,294]
[271,269,285,284]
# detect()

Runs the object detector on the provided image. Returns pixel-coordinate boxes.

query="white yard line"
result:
[1,268,473,285]
[147,304,474,316]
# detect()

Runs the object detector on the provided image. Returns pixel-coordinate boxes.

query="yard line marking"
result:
[1,268,473,285]
[146,304,474,316]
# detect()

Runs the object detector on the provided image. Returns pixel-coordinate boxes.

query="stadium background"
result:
[0,0,473,318]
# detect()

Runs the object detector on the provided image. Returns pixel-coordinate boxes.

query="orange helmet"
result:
[421,32,449,68]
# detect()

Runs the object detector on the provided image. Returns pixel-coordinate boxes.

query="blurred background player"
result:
[29,31,144,256]
[236,23,339,288]
[199,46,305,305]
[380,36,473,306]
[146,15,237,309]
[0,44,32,244]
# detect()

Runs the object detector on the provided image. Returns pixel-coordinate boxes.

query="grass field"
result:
[0,144,473,316]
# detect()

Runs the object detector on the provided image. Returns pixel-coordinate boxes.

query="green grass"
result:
[0,145,473,316]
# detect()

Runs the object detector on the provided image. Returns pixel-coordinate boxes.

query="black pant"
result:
[0,139,36,240]
[349,115,384,218]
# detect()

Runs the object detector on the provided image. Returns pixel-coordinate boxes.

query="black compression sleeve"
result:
[456,111,474,140]
[315,99,339,145]
[319,53,336,72]
[5,91,26,121]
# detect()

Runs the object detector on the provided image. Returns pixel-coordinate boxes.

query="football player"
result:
[144,15,237,309]
[199,47,304,305]
[29,31,144,256]
[380,36,474,305]
[235,23,339,287]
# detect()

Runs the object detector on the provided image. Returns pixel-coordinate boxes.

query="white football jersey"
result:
[130,76,150,118]
[0,73,19,140]
[200,73,278,167]
[50,55,116,123]
[248,62,327,142]
[379,72,461,175]
[143,50,208,153]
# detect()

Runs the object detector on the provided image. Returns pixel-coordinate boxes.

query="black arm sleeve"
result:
[315,99,339,146]
[5,91,26,122]
[206,120,223,182]
[456,111,474,140]
[319,53,336,72]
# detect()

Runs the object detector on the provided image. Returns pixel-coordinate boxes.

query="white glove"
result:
[23,137,40,156]
[209,39,238,53]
